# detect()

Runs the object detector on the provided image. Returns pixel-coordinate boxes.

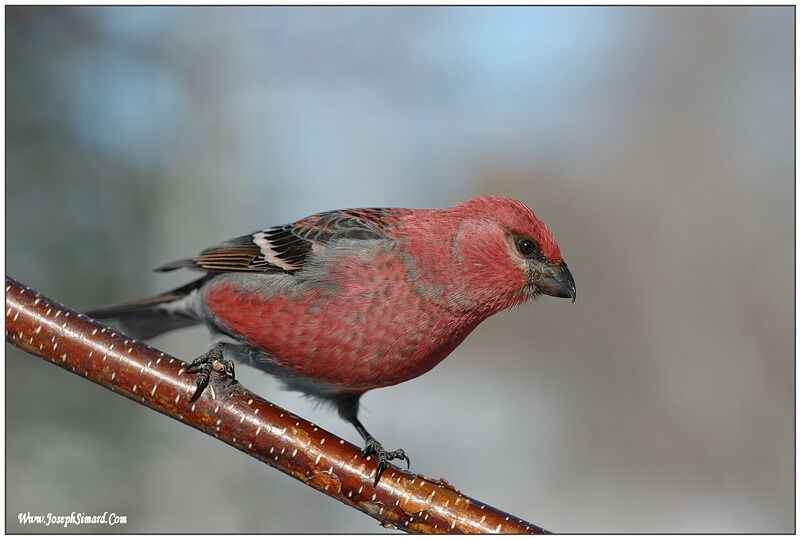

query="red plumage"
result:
[89,195,575,483]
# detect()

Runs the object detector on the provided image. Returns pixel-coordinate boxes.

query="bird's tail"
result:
[86,276,210,340]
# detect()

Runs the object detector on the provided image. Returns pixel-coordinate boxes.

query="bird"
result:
[87,195,576,484]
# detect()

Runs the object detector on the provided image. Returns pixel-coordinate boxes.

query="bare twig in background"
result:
[5,276,549,534]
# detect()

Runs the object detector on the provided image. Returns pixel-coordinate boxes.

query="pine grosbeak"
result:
[89,195,575,483]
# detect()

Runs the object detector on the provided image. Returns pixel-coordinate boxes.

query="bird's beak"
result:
[538,261,576,303]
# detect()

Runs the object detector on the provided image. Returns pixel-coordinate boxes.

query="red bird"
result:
[89,195,575,483]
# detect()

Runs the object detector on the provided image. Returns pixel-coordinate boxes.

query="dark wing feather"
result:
[156,208,404,275]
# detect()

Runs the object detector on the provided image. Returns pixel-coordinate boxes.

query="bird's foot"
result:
[362,437,410,486]
[186,344,236,402]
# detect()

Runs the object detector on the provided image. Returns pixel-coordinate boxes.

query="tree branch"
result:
[5,276,549,534]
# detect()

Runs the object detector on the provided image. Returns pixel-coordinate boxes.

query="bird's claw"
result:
[361,437,410,486]
[186,344,236,402]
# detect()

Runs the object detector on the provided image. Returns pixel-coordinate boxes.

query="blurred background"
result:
[5,6,794,533]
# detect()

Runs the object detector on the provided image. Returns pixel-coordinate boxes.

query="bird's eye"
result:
[517,238,536,256]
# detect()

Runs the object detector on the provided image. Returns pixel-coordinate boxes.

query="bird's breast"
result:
[203,249,486,392]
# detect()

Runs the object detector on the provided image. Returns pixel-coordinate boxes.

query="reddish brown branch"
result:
[5,276,549,534]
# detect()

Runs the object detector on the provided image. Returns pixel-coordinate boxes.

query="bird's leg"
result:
[352,416,410,486]
[335,393,410,486]
[186,343,236,402]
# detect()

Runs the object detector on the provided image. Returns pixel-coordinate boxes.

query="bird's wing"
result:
[156,208,406,274]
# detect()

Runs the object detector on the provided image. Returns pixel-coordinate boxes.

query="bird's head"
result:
[446,195,576,312]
